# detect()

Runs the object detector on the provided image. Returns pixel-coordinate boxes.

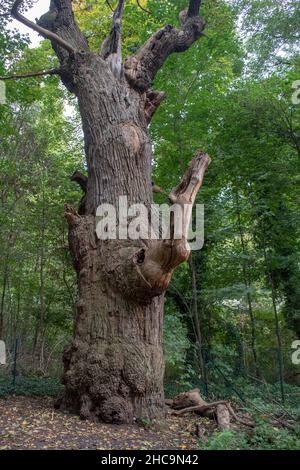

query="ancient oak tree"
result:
[6,0,210,423]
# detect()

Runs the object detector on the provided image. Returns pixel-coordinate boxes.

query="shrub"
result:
[199,424,300,450]
[0,376,63,398]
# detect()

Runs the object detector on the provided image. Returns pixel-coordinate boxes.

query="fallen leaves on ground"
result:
[0,396,215,450]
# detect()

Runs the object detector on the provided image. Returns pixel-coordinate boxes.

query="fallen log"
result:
[168,389,254,429]
[216,404,230,430]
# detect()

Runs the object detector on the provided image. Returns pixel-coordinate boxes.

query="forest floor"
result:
[0,396,216,450]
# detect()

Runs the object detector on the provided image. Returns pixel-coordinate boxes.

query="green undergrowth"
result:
[0,375,63,398]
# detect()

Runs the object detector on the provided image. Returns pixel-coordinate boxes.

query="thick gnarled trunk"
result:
[61,215,165,423]
[57,56,210,421]
[61,57,210,421]
[58,60,166,422]
[75,54,152,213]
[8,0,208,424]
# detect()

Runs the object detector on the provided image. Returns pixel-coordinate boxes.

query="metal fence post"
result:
[12,338,19,387]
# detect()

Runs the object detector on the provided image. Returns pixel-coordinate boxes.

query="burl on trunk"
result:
[9,0,210,423]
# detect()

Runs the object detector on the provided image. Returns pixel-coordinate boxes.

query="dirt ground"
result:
[0,396,216,450]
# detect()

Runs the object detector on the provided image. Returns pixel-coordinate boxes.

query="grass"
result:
[199,424,300,450]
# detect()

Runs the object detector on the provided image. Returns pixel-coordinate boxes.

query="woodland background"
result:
[0,0,300,450]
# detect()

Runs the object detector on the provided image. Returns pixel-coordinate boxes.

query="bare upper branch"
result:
[128,151,211,299]
[145,90,166,124]
[168,151,211,243]
[0,68,61,80]
[36,0,89,67]
[100,0,125,79]
[71,171,88,193]
[11,0,76,54]
[169,151,211,207]
[124,1,205,92]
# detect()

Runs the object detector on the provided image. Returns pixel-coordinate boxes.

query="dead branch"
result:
[71,171,88,193]
[168,151,211,242]
[170,390,254,428]
[172,400,229,416]
[124,0,206,92]
[11,0,76,54]
[129,152,210,297]
[173,401,254,428]
[100,0,125,79]
[145,90,166,124]
[0,68,61,81]
[70,172,88,215]
[120,152,210,302]
[169,151,211,205]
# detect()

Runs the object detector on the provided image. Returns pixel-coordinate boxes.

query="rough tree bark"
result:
[8,0,209,423]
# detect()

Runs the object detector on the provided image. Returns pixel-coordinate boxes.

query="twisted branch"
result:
[11,0,76,54]
[129,152,211,297]
[172,400,254,427]
[124,1,206,92]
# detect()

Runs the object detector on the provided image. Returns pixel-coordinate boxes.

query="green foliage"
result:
[200,429,249,450]
[0,376,63,399]
[232,0,300,73]
[200,424,300,450]
[164,309,190,376]
[163,302,195,396]
[0,30,83,374]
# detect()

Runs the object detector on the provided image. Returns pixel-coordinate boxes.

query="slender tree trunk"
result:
[235,189,260,377]
[33,192,46,368]
[270,279,285,403]
[0,262,8,340]
[14,285,21,341]
[188,256,205,382]
[262,246,285,402]
[0,231,15,340]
